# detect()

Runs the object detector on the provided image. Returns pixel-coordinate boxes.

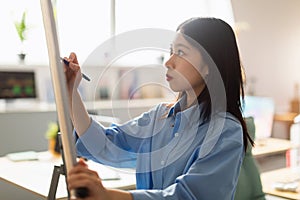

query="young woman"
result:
[64,17,254,200]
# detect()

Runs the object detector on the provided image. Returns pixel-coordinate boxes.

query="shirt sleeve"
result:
[74,104,164,168]
[130,122,244,200]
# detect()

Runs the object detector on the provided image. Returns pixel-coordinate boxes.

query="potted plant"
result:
[14,11,28,61]
[45,122,60,156]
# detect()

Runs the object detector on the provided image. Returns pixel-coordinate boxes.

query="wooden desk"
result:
[252,138,296,158]
[0,152,136,199]
[261,167,300,199]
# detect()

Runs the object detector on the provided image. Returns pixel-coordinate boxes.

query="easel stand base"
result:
[47,133,70,200]
[47,134,88,199]
[48,164,70,200]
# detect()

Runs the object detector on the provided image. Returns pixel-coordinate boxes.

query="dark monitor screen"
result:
[0,71,37,99]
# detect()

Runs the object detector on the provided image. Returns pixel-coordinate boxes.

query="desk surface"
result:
[261,167,300,199]
[252,138,296,157]
[0,139,295,199]
[0,152,136,199]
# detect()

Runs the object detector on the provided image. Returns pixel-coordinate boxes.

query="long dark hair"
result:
[177,17,254,151]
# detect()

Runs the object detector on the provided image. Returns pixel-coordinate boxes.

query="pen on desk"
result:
[60,57,91,82]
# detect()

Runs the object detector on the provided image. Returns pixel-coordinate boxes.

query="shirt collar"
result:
[167,94,203,125]
[167,95,186,117]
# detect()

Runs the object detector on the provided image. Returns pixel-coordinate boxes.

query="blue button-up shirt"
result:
[75,100,244,200]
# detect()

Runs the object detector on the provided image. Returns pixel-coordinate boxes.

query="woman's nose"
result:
[165,54,176,69]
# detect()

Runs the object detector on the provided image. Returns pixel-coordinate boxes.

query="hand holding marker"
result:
[60,57,91,82]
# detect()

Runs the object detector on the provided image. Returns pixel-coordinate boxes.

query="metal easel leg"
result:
[47,133,70,200]
[47,165,63,200]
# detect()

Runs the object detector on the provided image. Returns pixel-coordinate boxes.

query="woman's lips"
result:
[166,74,173,81]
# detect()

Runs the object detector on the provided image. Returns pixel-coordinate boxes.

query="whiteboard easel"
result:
[40,0,79,198]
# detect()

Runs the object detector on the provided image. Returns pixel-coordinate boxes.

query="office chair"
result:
[234,117,266,200]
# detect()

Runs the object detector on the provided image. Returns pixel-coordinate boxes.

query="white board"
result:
[40,0,76,176]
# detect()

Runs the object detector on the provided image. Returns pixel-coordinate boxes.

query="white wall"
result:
[231,0,300,112]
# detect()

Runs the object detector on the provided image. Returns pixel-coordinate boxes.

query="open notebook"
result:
[242,96,275,140]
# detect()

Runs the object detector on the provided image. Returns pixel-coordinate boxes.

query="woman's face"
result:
[165,33,208,96]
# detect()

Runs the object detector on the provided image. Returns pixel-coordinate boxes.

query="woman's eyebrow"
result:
[171,43,191,50]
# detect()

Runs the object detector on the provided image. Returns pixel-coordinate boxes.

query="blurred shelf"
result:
[274,112,298,123]
[253,138,297,158]
[0,98,174,113]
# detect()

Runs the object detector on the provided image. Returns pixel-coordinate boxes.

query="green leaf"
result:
[45,122,59,139]
[14,11,27,42]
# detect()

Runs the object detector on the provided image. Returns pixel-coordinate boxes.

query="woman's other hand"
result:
[68,159,110,200]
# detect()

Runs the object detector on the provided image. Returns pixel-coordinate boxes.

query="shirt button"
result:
[171,124,174,127]
[174,132,179,137]
[161,160,165,165]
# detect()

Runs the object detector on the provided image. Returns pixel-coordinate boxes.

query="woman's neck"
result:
[185,86,205,109]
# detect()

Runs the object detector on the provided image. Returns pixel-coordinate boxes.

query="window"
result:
[114,0,234,65]
[0,0,234,64]
[116,0,234,34]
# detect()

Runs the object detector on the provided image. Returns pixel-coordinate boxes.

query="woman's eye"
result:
[177,50,184,56]
[169,48,185,57]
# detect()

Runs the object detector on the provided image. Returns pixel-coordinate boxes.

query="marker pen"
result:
[60,57,91,82]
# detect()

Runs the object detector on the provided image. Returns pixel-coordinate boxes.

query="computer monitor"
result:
[242,96,275,140]
[0,71,37,99]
